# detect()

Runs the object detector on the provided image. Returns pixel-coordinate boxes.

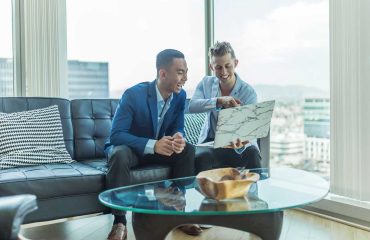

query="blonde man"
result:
[189,41,261,173]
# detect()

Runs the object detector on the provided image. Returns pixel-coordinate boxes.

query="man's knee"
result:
[247,146,261,159]
[171,143,195,166]
[108,145,138,168]
[195,147,212,161]
[177,143,195,159]
[184,143,195,156]
[106,145,135,189]
[195,147,214,173]
[243,146,262,168]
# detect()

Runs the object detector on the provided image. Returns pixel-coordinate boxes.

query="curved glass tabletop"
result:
[99,168,329,215]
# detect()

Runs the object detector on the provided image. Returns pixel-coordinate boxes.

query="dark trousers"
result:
[195,145,262,174]
[106,143,195,216]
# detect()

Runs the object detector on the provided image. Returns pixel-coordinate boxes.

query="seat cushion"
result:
[81,159,171,185]
[80,158,108,173]
[0,163,105,200]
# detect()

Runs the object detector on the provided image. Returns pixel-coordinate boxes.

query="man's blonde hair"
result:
[208,41,236,59]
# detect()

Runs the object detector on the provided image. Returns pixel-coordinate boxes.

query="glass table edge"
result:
[99,168,270,197]
[98,189,330,216]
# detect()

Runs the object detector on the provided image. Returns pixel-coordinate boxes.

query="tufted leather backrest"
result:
[0,97,74,158]
[71,99,118,160]
[0,97,270,166]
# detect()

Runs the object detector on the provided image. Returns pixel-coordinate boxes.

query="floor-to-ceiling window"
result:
[0,0,14,96]
[66,0,205,99]
[215,0,330,179]
[2,0,369,221]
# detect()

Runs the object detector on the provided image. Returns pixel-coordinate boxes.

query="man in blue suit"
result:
[104,49,196,240]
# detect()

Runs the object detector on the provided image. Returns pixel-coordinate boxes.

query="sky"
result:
[0,0,329,96]
[215,0,329,91]
[66,0,205,96]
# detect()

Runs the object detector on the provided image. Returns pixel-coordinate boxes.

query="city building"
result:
[270,132,305,166]
[1,59,109,99]
[304,98,330,139]
[269,102,305,167]
[303,98,330,174]
[0,58,13,96]
[68,60,109,99]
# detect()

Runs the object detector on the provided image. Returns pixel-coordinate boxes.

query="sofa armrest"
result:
[0,194,37,240]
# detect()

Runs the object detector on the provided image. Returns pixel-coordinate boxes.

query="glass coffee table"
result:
[99,168,329,240]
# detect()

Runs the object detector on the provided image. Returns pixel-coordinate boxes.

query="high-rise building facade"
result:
[0,58,13,96]
[270,132,305,166]
[304,98,330,175]
[0,59,109,99]
[68,60,109,99]
[269,102,305,168]
[304,98,330,138]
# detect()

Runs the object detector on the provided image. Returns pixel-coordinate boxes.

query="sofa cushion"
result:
[0,163,105,200]
[0,105,74,169]
[71,99,118,160]
[0,97,74,158]
[80,158,108,173]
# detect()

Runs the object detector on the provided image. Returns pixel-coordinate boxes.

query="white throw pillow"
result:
[0,105,74,169]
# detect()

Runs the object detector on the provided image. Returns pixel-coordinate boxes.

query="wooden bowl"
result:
[196,168,260,201]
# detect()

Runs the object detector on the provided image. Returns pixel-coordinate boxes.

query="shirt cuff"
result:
[234,142,252,154]
[144,139,157,154]
[234,146,246,154]
[204,97,218,110]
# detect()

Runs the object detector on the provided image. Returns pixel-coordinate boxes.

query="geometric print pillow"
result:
[184,112,206,145]
[0,105,74,169]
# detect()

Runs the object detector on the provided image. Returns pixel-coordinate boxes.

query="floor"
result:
[21,210,370,240]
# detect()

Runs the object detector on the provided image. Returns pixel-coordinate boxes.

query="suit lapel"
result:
[148,80,158,137]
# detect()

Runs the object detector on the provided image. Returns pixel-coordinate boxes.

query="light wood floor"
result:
[21,210,370,240]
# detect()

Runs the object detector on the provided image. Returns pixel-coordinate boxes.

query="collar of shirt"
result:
[155,80,173,118]
[222,73,242,96]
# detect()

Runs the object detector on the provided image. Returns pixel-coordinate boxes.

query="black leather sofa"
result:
[0,97,270,224]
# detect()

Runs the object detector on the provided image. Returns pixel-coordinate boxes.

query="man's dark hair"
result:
[156,49,185,75]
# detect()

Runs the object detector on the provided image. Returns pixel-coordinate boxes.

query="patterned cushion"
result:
[0,105,74,169]
[184,113,206,145]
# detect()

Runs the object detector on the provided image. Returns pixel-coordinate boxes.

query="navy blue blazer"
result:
[105,80,186,156]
